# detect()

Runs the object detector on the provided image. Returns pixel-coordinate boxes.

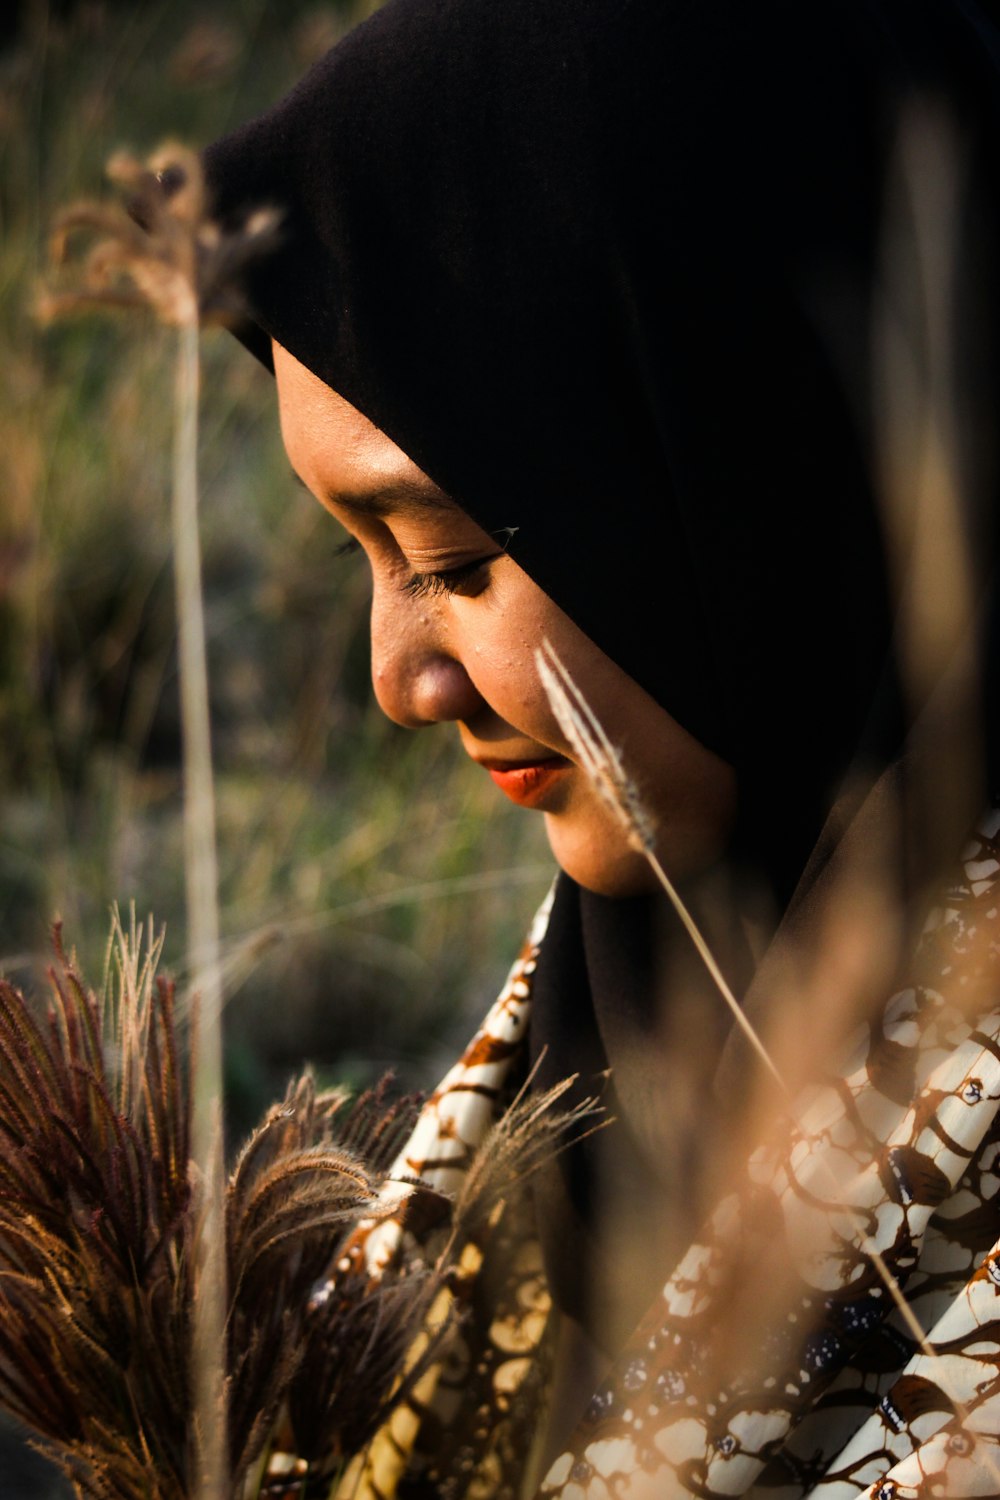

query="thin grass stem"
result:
[534,636,996,1471]
[172,312,226,1500]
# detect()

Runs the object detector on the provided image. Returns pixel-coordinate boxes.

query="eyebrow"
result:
[290,470,455,517]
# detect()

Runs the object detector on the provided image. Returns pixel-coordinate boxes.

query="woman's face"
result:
[274,342,737,896]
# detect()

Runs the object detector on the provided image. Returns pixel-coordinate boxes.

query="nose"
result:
[369,591,484,728]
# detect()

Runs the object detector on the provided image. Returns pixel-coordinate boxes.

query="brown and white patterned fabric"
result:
[539,808,1000,1500]
[330,888,557,1500]
[325,807,1000,1499]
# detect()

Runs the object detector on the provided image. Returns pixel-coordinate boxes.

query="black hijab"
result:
[204,0,1000,1350]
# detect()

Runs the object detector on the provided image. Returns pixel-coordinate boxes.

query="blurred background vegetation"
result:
[1,2,552,1487]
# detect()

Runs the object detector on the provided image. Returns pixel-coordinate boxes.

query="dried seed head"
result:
[534,637,656,853]
[39,141,281,330]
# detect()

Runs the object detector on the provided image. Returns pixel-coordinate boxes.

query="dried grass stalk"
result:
[39,144,281,1498]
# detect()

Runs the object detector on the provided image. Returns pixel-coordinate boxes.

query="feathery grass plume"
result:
[40,144,280,1500]
[0,921,606,1496]
[453,1067,605,1233]
[0,921,437,1496]
[534,640,655,858]
[0,918,193,1496]
[285,1069,606,1493]
[225,1071,436,1484]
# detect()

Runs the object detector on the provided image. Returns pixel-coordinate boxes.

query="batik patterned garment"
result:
[320,808,1000,1500]
[539,809,1000,1500]
[328,888,558,1500]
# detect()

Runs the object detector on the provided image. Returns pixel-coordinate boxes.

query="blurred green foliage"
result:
[0,6,555,1490]
[0,7,554,1488]
[0,0,552,1129]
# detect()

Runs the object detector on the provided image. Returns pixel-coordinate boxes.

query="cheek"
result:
[457,618,558,732]
[478,663,555,739]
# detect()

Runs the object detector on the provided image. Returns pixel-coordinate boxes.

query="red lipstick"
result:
[482,757,570,808]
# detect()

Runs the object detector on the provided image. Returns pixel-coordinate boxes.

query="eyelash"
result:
[334,535,497,599]
[403,556,497,599]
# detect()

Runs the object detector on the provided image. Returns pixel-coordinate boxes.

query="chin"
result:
[543,816,658,898]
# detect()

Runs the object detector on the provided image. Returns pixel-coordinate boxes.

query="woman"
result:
[203,1,1000,1494]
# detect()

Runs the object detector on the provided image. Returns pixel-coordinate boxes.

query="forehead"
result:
[272,339,449,512]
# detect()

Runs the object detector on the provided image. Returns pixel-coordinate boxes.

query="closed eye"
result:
[402,554,499,599]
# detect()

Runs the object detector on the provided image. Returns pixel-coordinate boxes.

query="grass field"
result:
[0,7,552,1486]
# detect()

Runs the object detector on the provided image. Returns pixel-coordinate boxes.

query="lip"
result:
[478,755,571,809]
